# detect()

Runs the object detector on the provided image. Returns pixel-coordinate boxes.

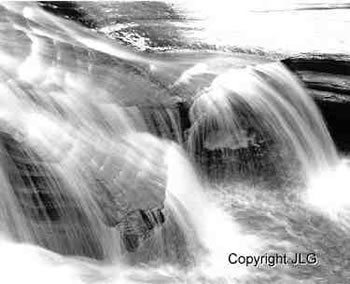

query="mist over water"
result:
[1,2,350,283]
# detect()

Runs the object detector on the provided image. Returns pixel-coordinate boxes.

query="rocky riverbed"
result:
[39,1,350,152]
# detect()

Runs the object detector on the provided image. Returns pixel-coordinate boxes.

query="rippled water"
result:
[89,0,350,55]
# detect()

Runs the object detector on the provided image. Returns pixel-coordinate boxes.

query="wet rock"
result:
[282,54,350,152]
[39,1,97,28]
[119,209,165,252]
[0,131,105,259]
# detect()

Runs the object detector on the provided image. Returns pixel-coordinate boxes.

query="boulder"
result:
[282,54,350,152]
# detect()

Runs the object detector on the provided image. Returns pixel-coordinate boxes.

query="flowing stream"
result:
[0,2,350,283]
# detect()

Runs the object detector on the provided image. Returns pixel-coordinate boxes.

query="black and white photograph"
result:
[0,1,350,283]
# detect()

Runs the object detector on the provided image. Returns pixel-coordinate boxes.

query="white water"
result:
[170,0,350,55]
[1,2,350,283]
[188,63,338,185]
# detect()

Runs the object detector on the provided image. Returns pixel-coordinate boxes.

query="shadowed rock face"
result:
[39,1,97,28]
[0,131,105,259]
[0,129,169,256]
[282,55,350,152]
[118,209,165,252]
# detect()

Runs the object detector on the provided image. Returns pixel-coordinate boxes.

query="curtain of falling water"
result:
[188,63,338,188]
[0,2,188,262]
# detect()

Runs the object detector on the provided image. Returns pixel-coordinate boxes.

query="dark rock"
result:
[0,131,105,259]
[1,131,63,222]
[282,54,350,152]
[39,1,97,28]
[119,209,165,252]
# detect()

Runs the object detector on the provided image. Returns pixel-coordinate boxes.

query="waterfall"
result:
[0,2,350,284]
[188,63,338,188]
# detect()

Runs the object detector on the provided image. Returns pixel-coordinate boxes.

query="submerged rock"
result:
[119,209,165,252]
[0,131,105,259]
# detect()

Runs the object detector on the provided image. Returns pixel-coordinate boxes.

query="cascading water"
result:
[1,2,350,284]
[187,63,338,188]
